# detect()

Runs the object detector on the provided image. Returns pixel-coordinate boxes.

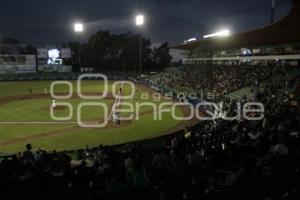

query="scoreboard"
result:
[37,47,72,73]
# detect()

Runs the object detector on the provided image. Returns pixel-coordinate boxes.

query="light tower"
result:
[135,0,144,79]
[270,0,276,24]
[74,22,84,70]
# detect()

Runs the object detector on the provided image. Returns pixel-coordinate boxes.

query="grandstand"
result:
[166,0,300,101]
[174,0,300,66]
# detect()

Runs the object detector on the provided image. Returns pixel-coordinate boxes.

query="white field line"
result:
[108,81,124,121]
[0,121,99,125]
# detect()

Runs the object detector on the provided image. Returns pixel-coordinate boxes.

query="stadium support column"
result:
[209,49,214,67]
[78,36,82,71]
[139,33,142,79]
[35,49,39,73]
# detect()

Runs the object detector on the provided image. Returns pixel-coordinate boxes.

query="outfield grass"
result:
[0,80,186,153]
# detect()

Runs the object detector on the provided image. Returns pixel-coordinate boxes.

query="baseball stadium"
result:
[0,0,300,199]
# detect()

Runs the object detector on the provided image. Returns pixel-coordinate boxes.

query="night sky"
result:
[0,0,292,46]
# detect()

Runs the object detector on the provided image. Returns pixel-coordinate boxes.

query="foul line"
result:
[108,81,124,121]
[0,121,99,125]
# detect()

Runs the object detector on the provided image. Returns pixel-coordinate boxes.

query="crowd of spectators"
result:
[148,64,299,97]
[0,65,300,200]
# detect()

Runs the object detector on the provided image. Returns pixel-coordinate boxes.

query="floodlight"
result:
[203,29,230,39]
[74,23,83,32]
[135,14,144,26]
[184,37,196,43]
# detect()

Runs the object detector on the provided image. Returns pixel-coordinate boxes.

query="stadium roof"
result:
[174,0,300,51]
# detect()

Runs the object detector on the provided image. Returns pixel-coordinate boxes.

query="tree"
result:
[1,38,20,44]
[21,44,37,54]
[68,41,81,72]
[79,31,153,73]
[87,30,111,71]
[153,42,172,71]
[67,31,172,73]
[0,38,21,54]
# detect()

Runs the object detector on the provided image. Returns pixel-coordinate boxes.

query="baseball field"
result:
[0,80,195,153]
